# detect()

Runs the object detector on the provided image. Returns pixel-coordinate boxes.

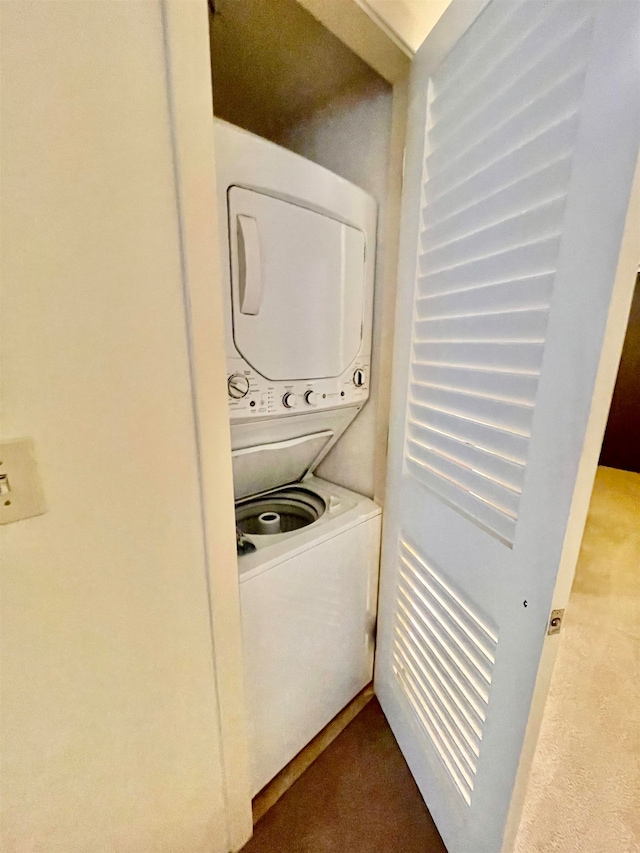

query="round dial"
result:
[304,390,318,407]
[353,369,365,388]
[282,392,298,409]
[227,373,250,399]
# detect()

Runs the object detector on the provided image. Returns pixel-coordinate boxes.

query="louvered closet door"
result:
[375,2,639,851]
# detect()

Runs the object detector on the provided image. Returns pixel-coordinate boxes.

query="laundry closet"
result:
[202,1,640,850]
[207,0,407,798]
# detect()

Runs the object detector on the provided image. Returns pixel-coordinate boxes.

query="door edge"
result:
[502,151,640,853]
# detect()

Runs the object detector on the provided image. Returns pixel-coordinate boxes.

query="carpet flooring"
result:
[241,698,447,853]
[515,466,640,853]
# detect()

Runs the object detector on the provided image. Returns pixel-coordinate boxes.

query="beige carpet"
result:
[515,466,640,853]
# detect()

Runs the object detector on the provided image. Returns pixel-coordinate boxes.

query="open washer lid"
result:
[231,431,334,500]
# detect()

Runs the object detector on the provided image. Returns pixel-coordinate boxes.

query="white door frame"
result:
[161,2,253,850]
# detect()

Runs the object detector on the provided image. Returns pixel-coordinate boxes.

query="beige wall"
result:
[0,3,232,851]
[209,0,384,144]
[280,79,397,502]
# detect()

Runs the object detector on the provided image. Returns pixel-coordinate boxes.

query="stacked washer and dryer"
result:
[214,120,382,796]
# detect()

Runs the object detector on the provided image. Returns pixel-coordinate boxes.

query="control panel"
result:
[227,357,370,422]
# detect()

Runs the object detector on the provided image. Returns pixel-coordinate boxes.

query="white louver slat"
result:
[393,538,498,805]
[404,1,596,546]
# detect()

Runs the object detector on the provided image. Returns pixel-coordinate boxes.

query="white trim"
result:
[374,77,409,504]
[415,0,492,79]
[161,2,253,850]
[351,0,415,58]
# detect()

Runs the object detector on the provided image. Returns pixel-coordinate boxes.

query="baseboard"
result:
[252,683,376,824]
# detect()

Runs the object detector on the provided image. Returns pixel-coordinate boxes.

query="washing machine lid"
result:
[231,430,334,499]
[228,187,366,381]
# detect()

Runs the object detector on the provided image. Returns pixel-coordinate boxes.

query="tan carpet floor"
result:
[515,466,640,853]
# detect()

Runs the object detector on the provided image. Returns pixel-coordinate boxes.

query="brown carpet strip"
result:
[241,698,447,853]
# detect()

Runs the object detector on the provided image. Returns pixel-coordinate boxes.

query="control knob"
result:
[353,369,365,388]
[282,392,298,409]
[228,373,250,399]
[304,390,318,407]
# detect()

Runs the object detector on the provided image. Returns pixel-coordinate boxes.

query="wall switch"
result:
[0,439,46,525]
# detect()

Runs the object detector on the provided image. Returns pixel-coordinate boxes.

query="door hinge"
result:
[547,608,564,636]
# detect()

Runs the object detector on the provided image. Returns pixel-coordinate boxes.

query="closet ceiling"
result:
[209,0,387,143]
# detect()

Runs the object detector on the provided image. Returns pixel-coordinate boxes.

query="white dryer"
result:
[214,120,381,795]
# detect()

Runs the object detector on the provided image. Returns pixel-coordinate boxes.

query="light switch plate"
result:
[0,439,46,525]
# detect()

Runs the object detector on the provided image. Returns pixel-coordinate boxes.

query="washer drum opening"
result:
[235,487,326,536]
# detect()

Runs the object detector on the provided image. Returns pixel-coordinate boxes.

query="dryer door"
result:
[228,187,366,381]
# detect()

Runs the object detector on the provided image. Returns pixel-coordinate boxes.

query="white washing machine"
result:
[214,120,382,795]
[236,475,381,794]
